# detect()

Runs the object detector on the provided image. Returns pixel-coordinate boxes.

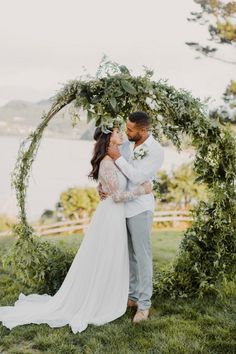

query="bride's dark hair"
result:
[88,127,112,181]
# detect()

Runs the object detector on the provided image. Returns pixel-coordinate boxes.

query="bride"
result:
[0,124,152,334]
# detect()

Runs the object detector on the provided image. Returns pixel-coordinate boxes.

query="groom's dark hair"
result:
[129,111,151,129]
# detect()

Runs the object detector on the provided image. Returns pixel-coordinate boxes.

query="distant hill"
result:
[0,99,92,140]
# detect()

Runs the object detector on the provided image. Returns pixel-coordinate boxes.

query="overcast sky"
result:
[0,0,235,107]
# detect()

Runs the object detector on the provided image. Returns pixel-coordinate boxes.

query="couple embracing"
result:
[0,111,164,334]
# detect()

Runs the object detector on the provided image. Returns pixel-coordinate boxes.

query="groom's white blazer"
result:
[116,134,164,218]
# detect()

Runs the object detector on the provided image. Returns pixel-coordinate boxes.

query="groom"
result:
[99,111,164,323]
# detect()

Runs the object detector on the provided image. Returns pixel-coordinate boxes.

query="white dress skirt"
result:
[0,159,145,333]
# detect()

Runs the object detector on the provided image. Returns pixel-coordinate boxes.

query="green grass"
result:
[0,230,235,354]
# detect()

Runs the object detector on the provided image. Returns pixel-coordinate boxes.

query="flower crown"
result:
[98,115,125,134]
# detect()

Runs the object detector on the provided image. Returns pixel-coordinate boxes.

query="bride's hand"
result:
[97,182,109,200]
[140,181,152,194]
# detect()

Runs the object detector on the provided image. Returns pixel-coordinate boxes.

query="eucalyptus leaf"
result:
[120,79,137,95]
[109,97,117,110]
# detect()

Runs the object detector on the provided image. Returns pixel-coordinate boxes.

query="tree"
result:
[40,209,57,224]
[186,0,236,122]
[186,0,236,63]
[156,163,208,208]
[59,187,99,219]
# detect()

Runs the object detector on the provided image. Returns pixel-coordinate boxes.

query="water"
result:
[0,136,194,222]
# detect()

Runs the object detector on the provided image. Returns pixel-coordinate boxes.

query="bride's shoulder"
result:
[99,157,115,178]
[101,156,113,163]
[100,157,115,173]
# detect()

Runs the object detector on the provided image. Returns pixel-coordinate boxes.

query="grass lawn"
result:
[0,230,235,354]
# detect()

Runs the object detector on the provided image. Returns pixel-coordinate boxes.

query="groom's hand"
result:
[107,146,121,161]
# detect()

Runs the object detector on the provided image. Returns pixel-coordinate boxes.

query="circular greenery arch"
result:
[5,59,236,298]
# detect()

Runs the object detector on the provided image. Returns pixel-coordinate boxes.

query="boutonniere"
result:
[132,148,149,160]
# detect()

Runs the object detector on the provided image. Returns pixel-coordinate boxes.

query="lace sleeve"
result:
[99,159,146,202]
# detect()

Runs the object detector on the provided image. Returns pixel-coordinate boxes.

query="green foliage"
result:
[224,80,236,109]
[209,80,236,124]
[40,209,58,224]
[3,233,76,295]
[154,163,208,207]
[59,187,99,219]
[154,197,236,298]
[7,58,236,299]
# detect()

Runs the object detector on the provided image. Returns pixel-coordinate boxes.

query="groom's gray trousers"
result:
[126,210,154,310]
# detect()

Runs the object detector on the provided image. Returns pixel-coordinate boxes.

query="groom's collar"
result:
[142,133,154,147]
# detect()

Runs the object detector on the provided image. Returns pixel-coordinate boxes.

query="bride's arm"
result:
[99,160,151,203]
[97,182,110,200]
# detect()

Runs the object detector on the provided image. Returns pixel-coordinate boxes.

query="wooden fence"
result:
[153,210,192,223]
[0,210,192,237]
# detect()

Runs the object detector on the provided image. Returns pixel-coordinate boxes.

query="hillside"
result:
[0,99,92,140]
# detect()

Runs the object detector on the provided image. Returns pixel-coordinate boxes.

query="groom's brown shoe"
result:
[132,309,149,323]
[127,299,138,308]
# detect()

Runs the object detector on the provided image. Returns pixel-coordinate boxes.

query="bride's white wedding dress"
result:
[0,159,146,333]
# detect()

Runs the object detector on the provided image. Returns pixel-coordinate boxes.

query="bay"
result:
[0,136,193,222]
